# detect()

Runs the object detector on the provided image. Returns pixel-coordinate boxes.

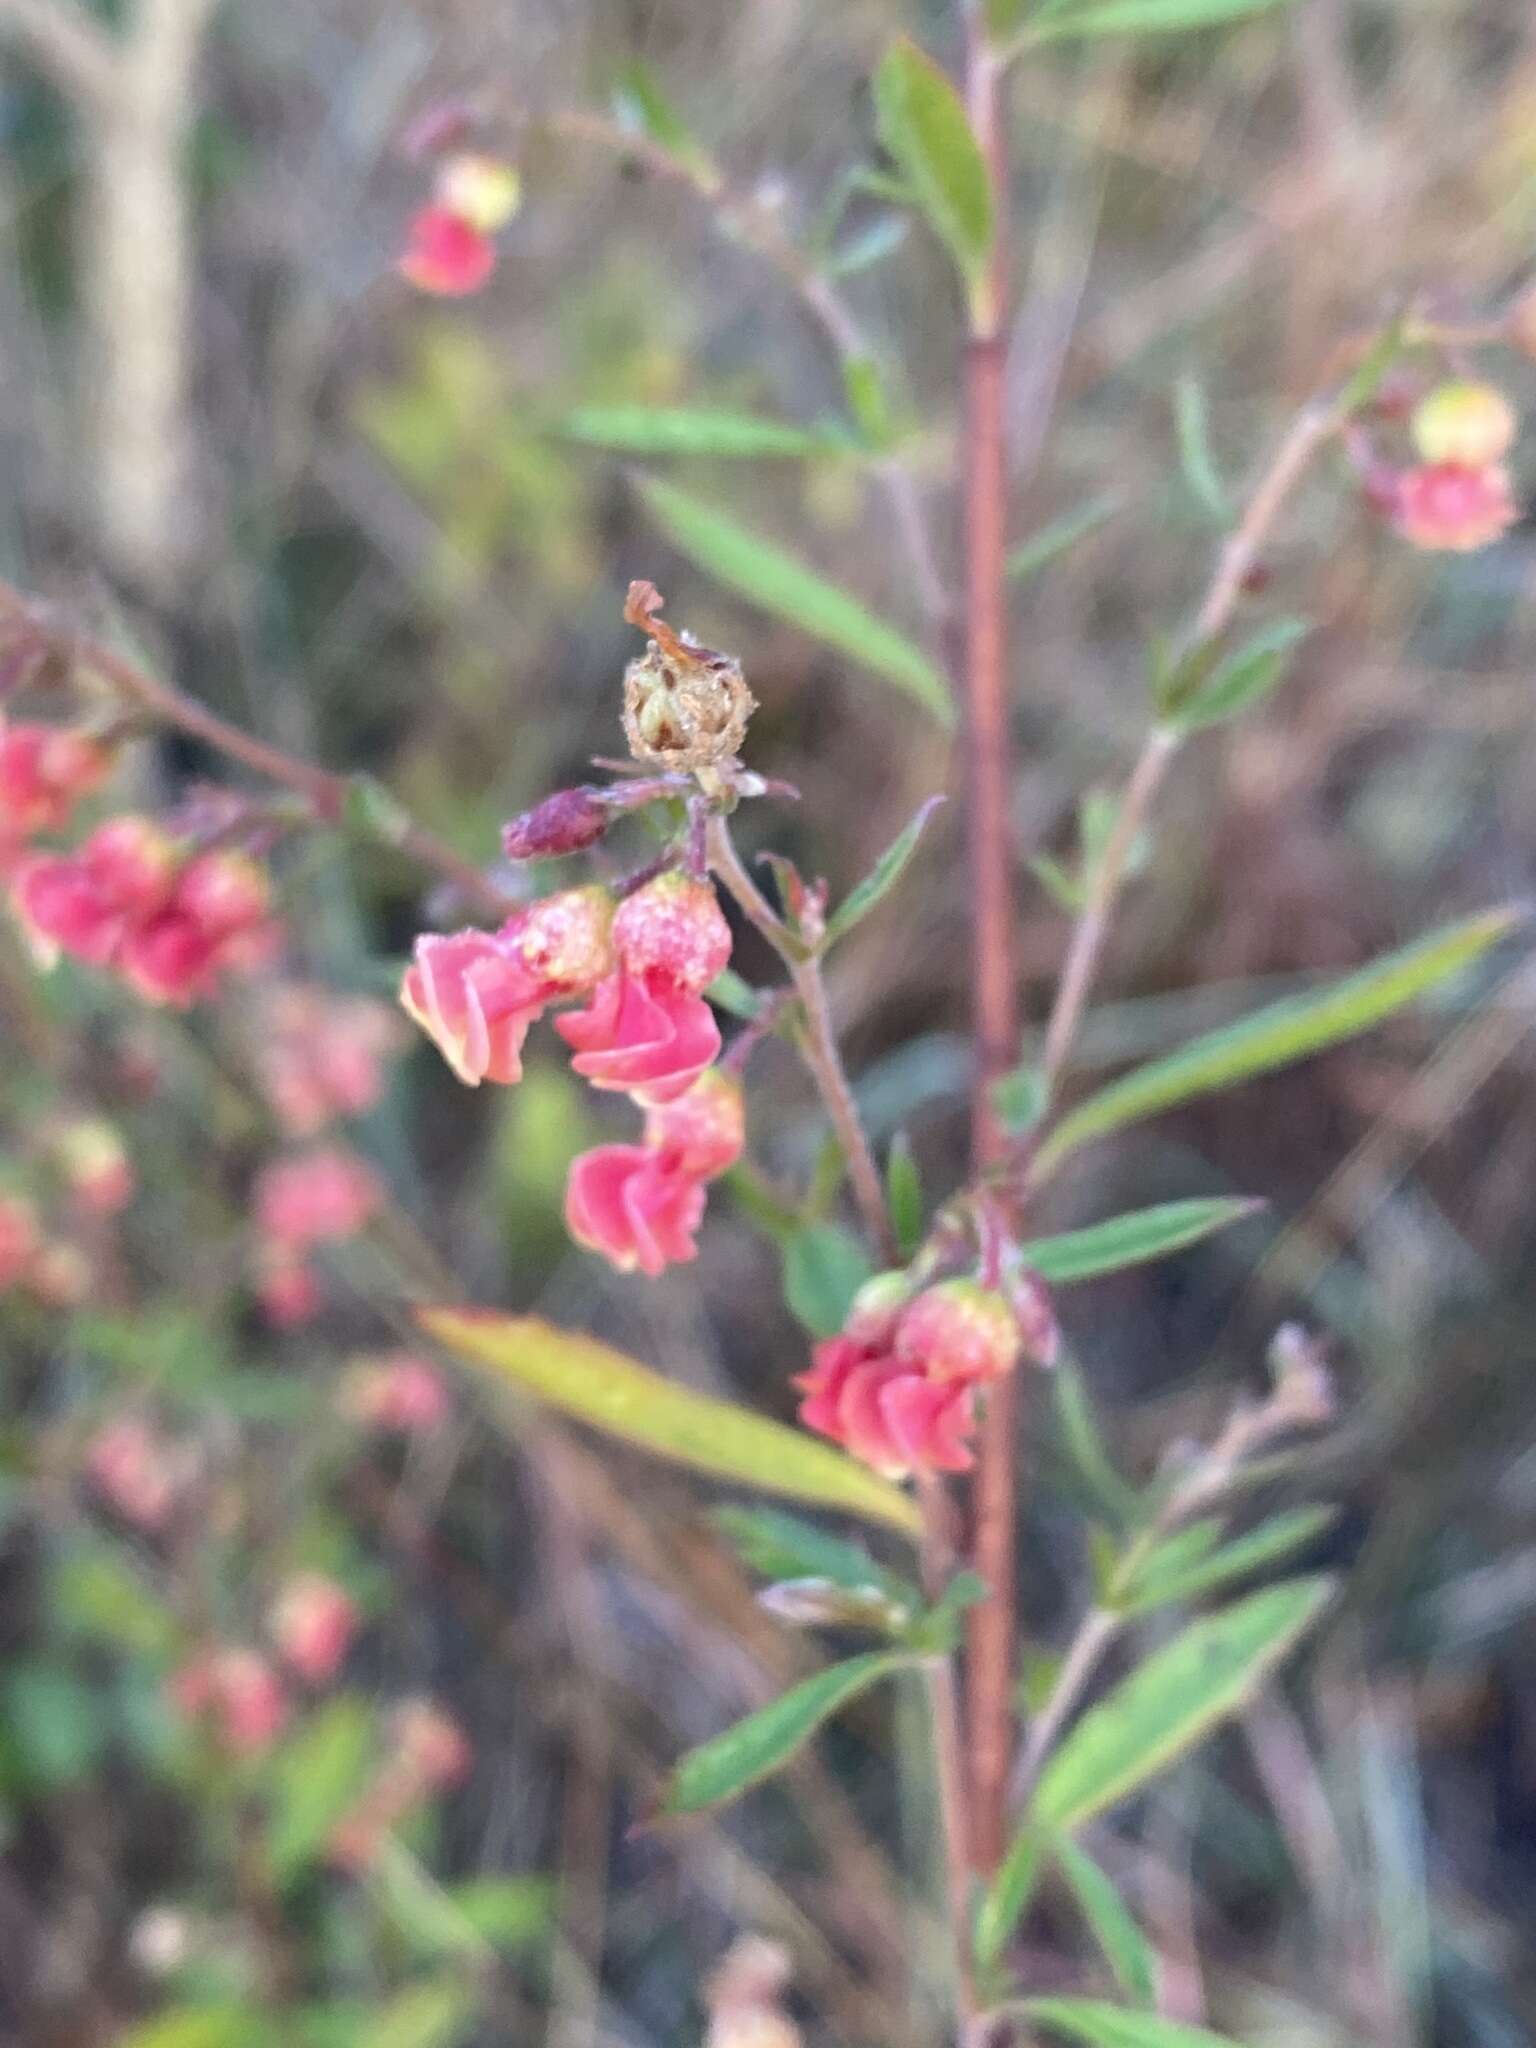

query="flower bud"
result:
[86,1417,176,1530]
[501,787,609,861]
[502,885,615,994]
[1409,381,1516,468]
[644,1068,744,1180]
[339,1352,450,1433]
[895,1279,1021,1385]
[269,1572,358,1687]
[391,1698,471,1789]
[434,152,521,233]
[612,872,732,995]
[53,1118,134,1215]
[174,850,271,937]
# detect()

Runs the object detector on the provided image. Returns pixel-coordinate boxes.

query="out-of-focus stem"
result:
[960,6,1021,1875]
[0,578,513,919]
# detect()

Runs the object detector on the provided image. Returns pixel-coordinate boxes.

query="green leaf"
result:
[783,1224,874,1338]
[976,1820,1047,1966]
[706,966,762,1021]
[842,357,895,448]
[661,1651,909,1814]
[1163,618,1309,732]
[824,796,945,946]
[1032,1577,1335,1831]
[1050,1360,1141,1528]
[1007,494,1121,581]
[886,1133,924,1260]
[553,405,846,460]
[612,60,715,182]
[1056,1840,1158,2006]
[1013,1997,1246,2048]
[3,1663,103,1787]
[268,1698,375,1883]
[448,1876,554,1950]
[714,1506,921,1608]
[636,478,953,723]
[118,2011,277,2048]
[1029,0,1292,40]
[1035,909,1519,1176]
[1031,852,1086,913]
[417,1309,919,1536]
[1119,1505,1337,1615]
[1174,377,1229,521]
[1021,1198,1261,1285]
[873,38,993,292]
[367,1980,476,2048]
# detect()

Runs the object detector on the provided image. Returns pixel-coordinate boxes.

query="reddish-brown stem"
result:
[960,13,1020,1876]
[0,578,513,920]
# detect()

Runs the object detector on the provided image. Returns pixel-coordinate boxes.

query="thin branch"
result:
[0,579,513,920]
[0,0,115,108]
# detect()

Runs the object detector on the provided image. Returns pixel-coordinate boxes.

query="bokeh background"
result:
[2,1,1536,2043]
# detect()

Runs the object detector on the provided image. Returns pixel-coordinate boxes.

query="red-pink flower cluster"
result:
[12,818,278,1007]
[0,719,109,871]
[796,1277,1027,1479]
[252,1145,383,1328]
[566,1068,744,1277]
[401,872,738,1275]
[169,1647,290,1757]
[252,984,401,1137]
[1369,378,1522,554]
[398,150,521,297]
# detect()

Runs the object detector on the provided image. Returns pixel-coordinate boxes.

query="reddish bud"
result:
[501,787,609,861]
[398,205,496,296]
[269,1572,358,1687]
[895,1280,1021,1386]
[612,872,732,995]
[86,1417,176,1530]
[171,1649,288,1756]
[339,1352,450,1433]
[0,722,110,838]
[254,1147,381,1249]
[391,1698,471,1789]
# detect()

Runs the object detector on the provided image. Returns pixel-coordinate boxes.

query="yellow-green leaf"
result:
[874,39,993,291]
[1030,0,1291,39]
[636,478,953,723]
[1013,1998,1245,2048]
[1021,1198,1260,1285]
[554,406,848,460]
[660,1651,910,1814]
[824,796,945,947]
[1036,909,1518,1176]
[417,1309,918,1536]
[1117,1505,1336,1615]
[1032,1577,1334,1832]
[976,1820,1048,1967]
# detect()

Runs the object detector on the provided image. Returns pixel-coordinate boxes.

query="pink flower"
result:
[0,1195,40,1290]
[895,1279,1022,1385]
[400,928,544,1086]
[86,1418,176,1530]
[565,1145,708,1276]
[564,1070,744,1276]
[170,1649,289,1756]
[398,204,495,295]
[391,1698,472,1789]
[254,1147,381,1249]
[611,873,732,996]
[339,1352,450,1434]
[1391,462,1518,552]
[269,1572,358,1687]
[256,987,400,1136]
[256,1249,322,1329]
[0,722,109,840]
[556,969,720,1105]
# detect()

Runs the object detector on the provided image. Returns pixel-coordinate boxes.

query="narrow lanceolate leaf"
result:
[417,1310,918,1536]
[612,60,715,182]
[1021,1198,1261,1286]
[553,406,848,460]
[886,1133,924,1261]
[1118,1504,1337,1615]
[1174,377,1229,521]
[975,1819,1048,1965]
[1029,0,1293,40]
[367,1980,478,2048]
[1056,1840,1158,2006]
[1012,1998,1247,2048]
[1162,617,1309,732]
[714,1506,921,1609]
[1050,1360,1142,1529]
[1032,1577,1335,1832]
[660,1651,910,1814]
[823,796,945,947]
[1007,494,1121,581]
[1035,909,1519,1175]
[636,479,953,724]
[874,38,993,291]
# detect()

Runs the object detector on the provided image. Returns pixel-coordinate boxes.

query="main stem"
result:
[961,14,1019,1874]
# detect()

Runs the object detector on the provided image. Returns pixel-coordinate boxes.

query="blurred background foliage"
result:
[2,0,1536,2043]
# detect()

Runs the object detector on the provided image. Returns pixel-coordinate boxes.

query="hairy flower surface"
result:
[611,873,732,995]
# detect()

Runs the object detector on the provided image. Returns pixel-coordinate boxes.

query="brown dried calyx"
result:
[621,580,755,775]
